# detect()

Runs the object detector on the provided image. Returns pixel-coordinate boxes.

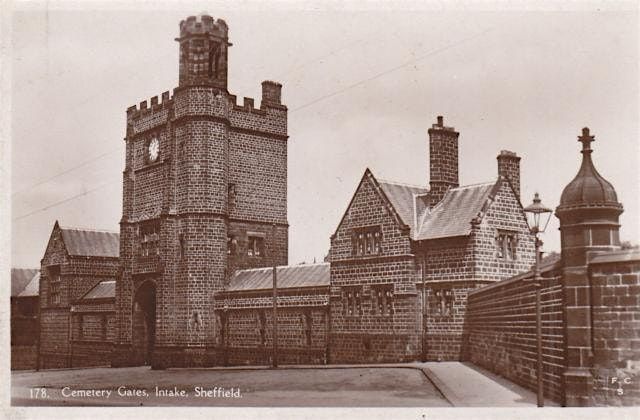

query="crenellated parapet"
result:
[126,91,174,135]
[227,81,287,137]
[178,15,228,40]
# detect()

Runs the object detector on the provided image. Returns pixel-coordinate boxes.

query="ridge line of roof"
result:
[59,225,119,234]
[234,262,329,273]
[377,178,429,190]
[451,180,496,190]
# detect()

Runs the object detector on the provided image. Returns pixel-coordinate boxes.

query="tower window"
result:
[140,221,160,257]
[248,236,265,257]
[209,44,220,78]
[228,184,237,209]
[227,235,237,255]
[179,234,186,259]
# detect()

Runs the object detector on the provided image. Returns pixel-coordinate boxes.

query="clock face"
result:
[148,137,159,162]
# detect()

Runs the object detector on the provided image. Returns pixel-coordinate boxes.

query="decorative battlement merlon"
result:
[127,91,174,118]
[179,15,228,39]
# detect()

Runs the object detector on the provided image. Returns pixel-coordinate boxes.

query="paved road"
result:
[12,365,450,407]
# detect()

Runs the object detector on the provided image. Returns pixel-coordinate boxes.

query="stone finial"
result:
[579,127,595,154]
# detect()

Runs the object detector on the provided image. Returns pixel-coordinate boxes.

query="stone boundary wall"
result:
[589,253,640,406]
[463,272,565,403]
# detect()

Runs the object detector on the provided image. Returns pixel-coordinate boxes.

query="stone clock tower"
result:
[113,15,289,368]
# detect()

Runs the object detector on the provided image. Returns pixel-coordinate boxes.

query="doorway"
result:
[132,281,156,366]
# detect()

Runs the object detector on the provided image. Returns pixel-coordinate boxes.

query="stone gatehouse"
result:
[23,13,639,407]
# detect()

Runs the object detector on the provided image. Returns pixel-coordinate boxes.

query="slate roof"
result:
[368,171,508,242]
[11,268,39,297]
[19,272,41,297]
[226,263,330,292]
[80,280,116,300]
[414,182,497,241]
[60,227,120,258]
[378,180,428,234]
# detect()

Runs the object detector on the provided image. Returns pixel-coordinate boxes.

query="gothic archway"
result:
[132,280,156,366]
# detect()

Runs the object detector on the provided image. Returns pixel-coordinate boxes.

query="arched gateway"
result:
[132,281,156,366]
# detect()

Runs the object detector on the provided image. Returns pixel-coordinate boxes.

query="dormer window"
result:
[352,226,382,257]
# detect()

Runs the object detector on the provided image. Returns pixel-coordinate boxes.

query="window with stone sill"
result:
[495,230,518,260]
[371,285,394,316]
[342,287,363,317]
[139,221,160,257]
[247,236,265,257]
[433,289,453,318]
[352,226,382,257]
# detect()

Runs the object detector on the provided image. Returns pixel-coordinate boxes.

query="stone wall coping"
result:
[589,249,640,265]
[468,260,562,296]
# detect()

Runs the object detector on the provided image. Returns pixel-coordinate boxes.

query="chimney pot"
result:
[437,116,443,127]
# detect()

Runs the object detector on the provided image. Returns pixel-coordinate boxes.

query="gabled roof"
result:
[60,227,119,258]
[80,279,116,300]
[19,272,41,297]
[414,182,497,241]
[226,263,330,292]
[378,180,428,235]
[11,268,39,297]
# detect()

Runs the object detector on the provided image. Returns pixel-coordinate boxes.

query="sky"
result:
[8,1,639,268]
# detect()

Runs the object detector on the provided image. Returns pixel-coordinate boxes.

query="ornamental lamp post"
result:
[523,192,553,408]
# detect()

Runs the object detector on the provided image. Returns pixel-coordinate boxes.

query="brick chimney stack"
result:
[261,80,282,105]
[428,115,459,206]
[497,150,521,200]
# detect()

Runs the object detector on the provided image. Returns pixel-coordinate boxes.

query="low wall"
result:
[463,272,565,403]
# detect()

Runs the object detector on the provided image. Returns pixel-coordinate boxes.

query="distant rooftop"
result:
[11,268,39,297]
[59,226,119,258]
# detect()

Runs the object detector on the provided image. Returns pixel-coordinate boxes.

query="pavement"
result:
[11,361,559,407]
[419,362,559,407]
